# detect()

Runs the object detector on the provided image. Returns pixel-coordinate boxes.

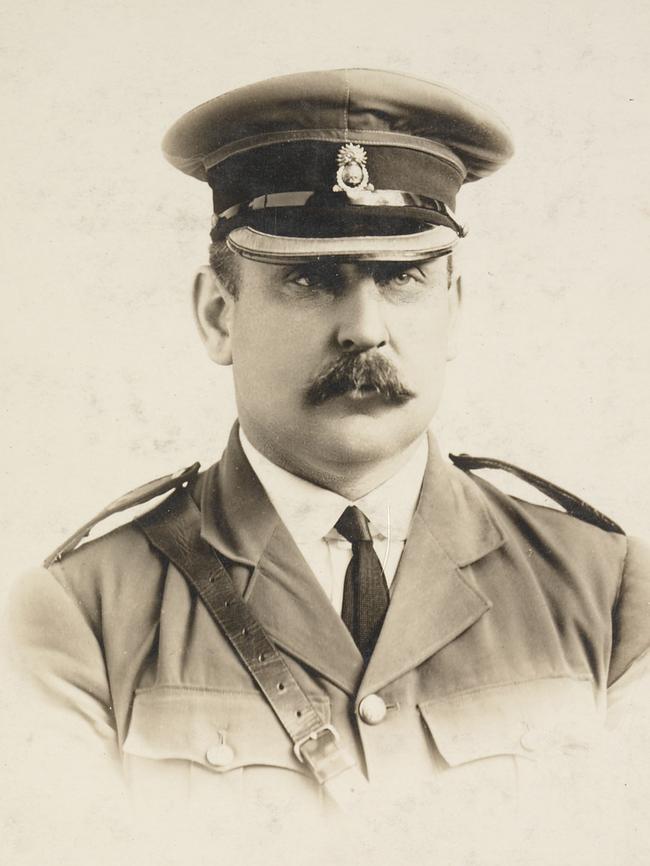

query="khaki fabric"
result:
[6,427,650,863]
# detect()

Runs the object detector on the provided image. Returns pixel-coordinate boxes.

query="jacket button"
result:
[358,694,387,725]
[206,743,235,767]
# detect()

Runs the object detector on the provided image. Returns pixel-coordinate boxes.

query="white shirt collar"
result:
[239,428,428,544]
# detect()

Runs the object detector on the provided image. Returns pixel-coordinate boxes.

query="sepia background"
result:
[2,0,649,588]
[2,1,650,864]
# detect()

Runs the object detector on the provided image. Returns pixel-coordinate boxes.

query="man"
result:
[8,69,650,861]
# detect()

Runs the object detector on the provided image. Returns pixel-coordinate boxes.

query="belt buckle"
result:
[294,723,340,762]
[294,724,360,786]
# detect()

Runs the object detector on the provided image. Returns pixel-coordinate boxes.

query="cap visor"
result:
[226,225,459,264]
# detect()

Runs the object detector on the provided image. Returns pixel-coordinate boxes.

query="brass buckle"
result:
[294,724,340,764]
[294,724,358,785]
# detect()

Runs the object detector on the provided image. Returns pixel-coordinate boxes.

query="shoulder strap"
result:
[449,453,624,535]
[44,463,201,567]
[135,489,368,805]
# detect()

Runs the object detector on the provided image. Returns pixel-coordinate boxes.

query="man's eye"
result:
[292,273,319,287]
[390,272,416,286]
[380,268,423,288]
[286,269,324,289]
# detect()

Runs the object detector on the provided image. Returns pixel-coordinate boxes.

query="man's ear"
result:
[446,269,463,361]
[192,266,235,366]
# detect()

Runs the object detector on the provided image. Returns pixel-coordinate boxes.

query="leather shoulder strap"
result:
[43,463,201,567]
[135,489,367,802]
[449,452,624,535]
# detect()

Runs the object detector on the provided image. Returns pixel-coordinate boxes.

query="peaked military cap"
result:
[163,68,514,263]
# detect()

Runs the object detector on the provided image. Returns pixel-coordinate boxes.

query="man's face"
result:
[198,253,460,476]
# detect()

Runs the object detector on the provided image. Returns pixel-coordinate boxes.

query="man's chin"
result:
[302,408,426,466]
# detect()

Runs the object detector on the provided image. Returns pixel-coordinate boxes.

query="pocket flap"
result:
[419,677,600,767]
[122,687,330,773]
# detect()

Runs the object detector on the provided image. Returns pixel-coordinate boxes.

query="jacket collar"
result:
[198,423,505,696]
[239,426,428,543]
[199,424,365,695]
[199,423,277,568]
[414,434,505,568]
[361,437,505,694]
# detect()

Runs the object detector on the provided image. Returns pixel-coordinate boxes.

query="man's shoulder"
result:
[43,462,201,568]
[448,451,630,568]
[6,468,210,718]
[50,519,158,583]
[449,451,624,534]
[32,462,204,608]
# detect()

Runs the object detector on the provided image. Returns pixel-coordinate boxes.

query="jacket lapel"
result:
[247,524,364,695]
[199,425,363,695]
[362,436,505,695]
[199,426,505,698]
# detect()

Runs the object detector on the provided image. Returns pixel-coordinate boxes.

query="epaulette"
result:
[449,453,624,535]
[43,462,201,568]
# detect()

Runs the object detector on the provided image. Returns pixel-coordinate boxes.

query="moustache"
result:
[305,352,416,406]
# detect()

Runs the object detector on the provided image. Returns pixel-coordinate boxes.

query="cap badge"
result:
[333,143,374,194]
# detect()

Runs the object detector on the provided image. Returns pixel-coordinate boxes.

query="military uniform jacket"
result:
[9,426,650,837]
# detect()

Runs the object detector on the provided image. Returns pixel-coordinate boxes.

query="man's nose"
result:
[335,276,388,351]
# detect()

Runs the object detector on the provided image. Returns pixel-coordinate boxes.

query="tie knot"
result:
[335,506,373,543]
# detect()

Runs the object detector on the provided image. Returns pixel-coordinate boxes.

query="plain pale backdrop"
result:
[2,0,649,586]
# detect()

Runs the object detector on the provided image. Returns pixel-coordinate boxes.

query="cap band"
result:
[208,139,464,216]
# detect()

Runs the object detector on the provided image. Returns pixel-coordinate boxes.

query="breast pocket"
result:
[122,686,331,811]
[418,676,602,801]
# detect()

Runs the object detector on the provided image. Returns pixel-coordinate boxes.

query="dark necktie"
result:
[335,506,390,663]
